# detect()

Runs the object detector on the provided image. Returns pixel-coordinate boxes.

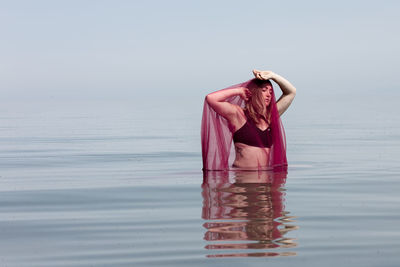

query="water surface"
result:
[0,96,399,266]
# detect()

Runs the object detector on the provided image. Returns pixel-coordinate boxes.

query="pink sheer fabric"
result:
[201,79,287,171]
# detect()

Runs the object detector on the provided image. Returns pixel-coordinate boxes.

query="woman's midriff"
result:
[232,143,270,169]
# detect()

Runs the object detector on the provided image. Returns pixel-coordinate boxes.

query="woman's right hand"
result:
[238,87,252,101]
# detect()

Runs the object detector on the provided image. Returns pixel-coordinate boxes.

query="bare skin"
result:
[206,70,296,169]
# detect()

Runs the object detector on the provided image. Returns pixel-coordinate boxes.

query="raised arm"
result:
[205,87,250,122]
[253,70,296,116]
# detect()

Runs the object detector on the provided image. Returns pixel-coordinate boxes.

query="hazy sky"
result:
[1,0,399,102]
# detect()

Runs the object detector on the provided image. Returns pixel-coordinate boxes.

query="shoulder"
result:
[229,107,247,132]
[232,106,247,121]
[236,106,245,116]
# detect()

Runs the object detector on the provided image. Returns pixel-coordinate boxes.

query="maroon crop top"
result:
[233,117,272,148]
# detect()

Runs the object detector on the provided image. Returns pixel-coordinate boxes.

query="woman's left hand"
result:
[253,69,275,80]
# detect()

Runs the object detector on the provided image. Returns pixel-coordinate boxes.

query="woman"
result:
[201,69,296,170]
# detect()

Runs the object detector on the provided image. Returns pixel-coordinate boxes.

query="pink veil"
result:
[201,79,287,171]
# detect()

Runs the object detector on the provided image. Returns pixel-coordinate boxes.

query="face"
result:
[261,86,273,106]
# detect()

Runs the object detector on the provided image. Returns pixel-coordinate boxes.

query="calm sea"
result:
[0,93,399,266]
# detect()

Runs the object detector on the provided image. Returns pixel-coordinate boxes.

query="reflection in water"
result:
[202,167,298,258]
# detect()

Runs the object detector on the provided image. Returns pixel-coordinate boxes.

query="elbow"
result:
[205,94,214,104]
[291,87,297,98]
[205,94,210,104]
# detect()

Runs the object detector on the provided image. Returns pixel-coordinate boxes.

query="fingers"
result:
[245,89,252,100]
[241,88,252,101]
[253,69,265,80]
[252,69,259,78]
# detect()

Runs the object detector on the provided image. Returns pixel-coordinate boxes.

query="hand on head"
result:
[253,69,275,80]
[239,87,252,101]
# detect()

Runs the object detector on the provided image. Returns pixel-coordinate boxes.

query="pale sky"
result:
[1,0,399,102]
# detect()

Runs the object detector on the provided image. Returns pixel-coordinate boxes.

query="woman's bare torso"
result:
[231,108,271,169]
[233,143,270,168]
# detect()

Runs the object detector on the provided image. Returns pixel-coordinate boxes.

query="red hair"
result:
[244,79,273,125]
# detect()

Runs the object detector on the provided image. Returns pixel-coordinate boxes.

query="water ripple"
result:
[201,169,298,258]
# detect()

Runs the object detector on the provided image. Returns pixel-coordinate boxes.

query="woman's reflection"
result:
[202,167,298,257]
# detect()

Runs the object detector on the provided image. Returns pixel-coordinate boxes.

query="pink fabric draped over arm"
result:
[201,79,287,171]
